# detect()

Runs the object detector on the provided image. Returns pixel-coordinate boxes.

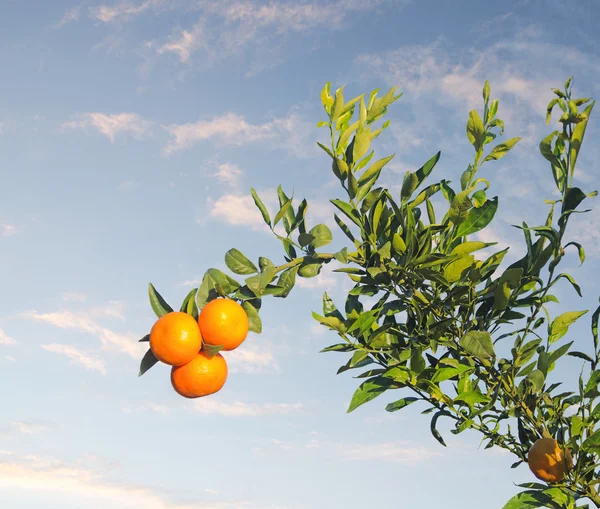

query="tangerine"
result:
[149,312,202,366]
[198,298,249,351]
[171,351,228,398]
[528,437,573,483]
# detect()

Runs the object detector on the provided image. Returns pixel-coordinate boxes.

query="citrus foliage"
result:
[140,78,600,508]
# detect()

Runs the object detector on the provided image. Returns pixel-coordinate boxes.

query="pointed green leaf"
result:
[225,248,259,275]
[460,331,495,360]
[139,348,159,377]
[148,283,173,318]
[250,188,271,227]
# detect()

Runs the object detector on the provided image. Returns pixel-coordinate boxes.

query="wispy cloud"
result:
[0,328,16,346]
[157,19,206,63]
[226,343,279,374]
[212,162,243,188]
[62,113,152,142]
[90,0,167,23]
[53,5,82,29]
[7,420,51,435]
[1,224,17,236]
[120,401,170,415]
[192,399,304,417]
[0,450,288,509]
[20,305,142,358]
[163,113,274,154]
[41,344,107,375]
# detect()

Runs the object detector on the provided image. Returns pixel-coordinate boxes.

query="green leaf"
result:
[358,155,394,185]
[275,266,298,298]
[273,196,293,227]
[501,490,552,509]
[206,268,240,295]
[564,242,585,265]
[453,390,490,407]
[245,268,276,297]
[139,334,150,342]
[353,130,371,163]
[467,110,485,151]
[202,344,224,358]
[451,241,495,256]
[582,430,600,452]
[347,376,393,413]
[309,224,333,248]
[443,255,474,283]
[331,199,362,228]
[460,331,495,360]
[430,411,448,446]
[570,101,595,175]
[298,260,323,278]
[386,397,418,412]
[482,137,521,162]
[550,310,588,343]
[455,197,498,237]
[415,151,441,187]
[225,248,259,275]
[180,288,197,313]
[139,348,159,377]
[400,171,419,202]
[592,300,600,353]
[148,283,173,318]
[250,188,271,227]
[448,189,473,225]
[242,301,262,333]
[298,233,315,246]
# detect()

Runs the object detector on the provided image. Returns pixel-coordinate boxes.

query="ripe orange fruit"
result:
[149,312,202,366]
[171,351,228,398]
[198,298,249,351]
[528,437,573,483]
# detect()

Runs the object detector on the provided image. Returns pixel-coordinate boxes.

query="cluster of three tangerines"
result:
[149,298,249,398]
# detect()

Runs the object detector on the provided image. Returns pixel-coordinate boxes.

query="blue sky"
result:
[1,0,599,508]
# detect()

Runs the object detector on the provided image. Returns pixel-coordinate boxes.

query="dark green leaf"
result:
[139,348,159,377]
[242,301,262,333]
[455,197,498,237]
[347,376,393,413]
[386,397,418,412]
[148,283,173,318]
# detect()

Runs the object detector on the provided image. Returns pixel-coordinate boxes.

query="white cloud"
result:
[0,328,16,346]
[335,441,443,464]
[62,113,151,142]
[8,420,50,435]
[2,224,17,236]
[41,344,107,375]
[0,450,286,509]
[4,356,16,363]
[90,0,166,23]
[207,194,269,231]
[20,307,142,358]
[192,399,304,417]
[213,162,243,188]
[53,5,82,28]
[163,113,274,154]
[226,343,279,374]
[157,19,206,63]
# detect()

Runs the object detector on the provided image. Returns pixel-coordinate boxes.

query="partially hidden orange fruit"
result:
[528,437,573,483]
[171,351,228,398]
[198,298,249,351]
[150,311,202,366]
